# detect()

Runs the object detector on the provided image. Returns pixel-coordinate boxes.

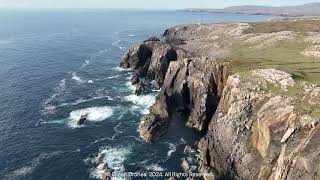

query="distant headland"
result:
[182,2,320,17]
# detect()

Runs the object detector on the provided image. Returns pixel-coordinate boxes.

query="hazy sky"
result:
[1,0,320,9]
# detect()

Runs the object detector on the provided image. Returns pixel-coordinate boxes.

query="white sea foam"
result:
[81,60,90,68]
[68,106,114,128]
[125,81,136,92]
[167,143,177,157]
[88,80,94,84]
[112,40,124,50]
[39,119,65,125]
[114,66,131,72]
[124,94,156,114]
[89,146,131,180]
[42,78,66,114]
[71,72,85,83]
[107,74,123,79]
[145,164,165,172]
[97,49,109,54]
[113,123,123,134]
[128,34,135,37]
[54,95,113,109]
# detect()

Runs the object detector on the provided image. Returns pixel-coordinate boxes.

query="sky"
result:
[0,0,320,9]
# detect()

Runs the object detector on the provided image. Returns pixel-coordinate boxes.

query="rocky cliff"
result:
[119,19,320,179]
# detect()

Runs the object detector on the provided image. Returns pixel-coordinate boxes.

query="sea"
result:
[0,10,270,180]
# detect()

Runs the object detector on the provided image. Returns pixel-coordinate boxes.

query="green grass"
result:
[251,19,320,34]
[220,19,320,118]
[230,39,320,84]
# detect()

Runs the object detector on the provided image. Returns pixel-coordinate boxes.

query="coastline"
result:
[119,18,320,179]
[181,3,320,17]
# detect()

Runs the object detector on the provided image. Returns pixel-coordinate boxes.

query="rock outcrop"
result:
[119,20,320,180]
[198,71,320,180]
[138,57,228,142]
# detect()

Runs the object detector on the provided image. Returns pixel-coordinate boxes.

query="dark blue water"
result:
[0,10,270,180]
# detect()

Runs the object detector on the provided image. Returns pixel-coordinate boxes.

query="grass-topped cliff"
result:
[119,18,320,180]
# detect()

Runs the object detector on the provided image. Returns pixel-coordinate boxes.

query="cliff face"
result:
[198,71,320,180]
[119,19,320,179]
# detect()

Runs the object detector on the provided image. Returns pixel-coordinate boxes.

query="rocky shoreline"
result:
[119,19,320,179]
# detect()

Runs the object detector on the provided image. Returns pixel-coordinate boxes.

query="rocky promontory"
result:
[119,18,320,179]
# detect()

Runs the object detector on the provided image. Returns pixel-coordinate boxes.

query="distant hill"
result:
[183,3,320,17]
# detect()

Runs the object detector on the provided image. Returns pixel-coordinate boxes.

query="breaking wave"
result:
[112,40,124,50]
[81,60,90,68]
[124,94,156,114]
[71,72,85,83]
[42,78,66,114]
[145,164,165,172]
[88,146,132,180]
[67,106,114,128]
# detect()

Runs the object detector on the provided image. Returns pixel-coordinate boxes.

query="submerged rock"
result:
[77,114,88,125]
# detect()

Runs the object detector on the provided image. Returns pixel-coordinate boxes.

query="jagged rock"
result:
[120,39,160,71]
[253,69,295,90]
[298,115,319,129]
[120,44,150,69]
[95,153,105,165]
[139,94,170,142]
[101,163,114,180]
[183,145,195,155]
[198,72,320,180]
[135,82,146,96]
[144,36,161,42]
[131,74,140,85]
[120,21,320,180]
[182,158,191,172]
[244,31,296,49]
[147,44,177,88]
[139,57,227,142]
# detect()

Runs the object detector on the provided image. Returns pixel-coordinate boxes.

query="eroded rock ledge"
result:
[119,20,320,180]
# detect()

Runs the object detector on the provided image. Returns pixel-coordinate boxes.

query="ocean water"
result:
[0,10,270,180]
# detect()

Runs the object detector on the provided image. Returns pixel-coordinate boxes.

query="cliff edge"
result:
[119,18,320,179]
